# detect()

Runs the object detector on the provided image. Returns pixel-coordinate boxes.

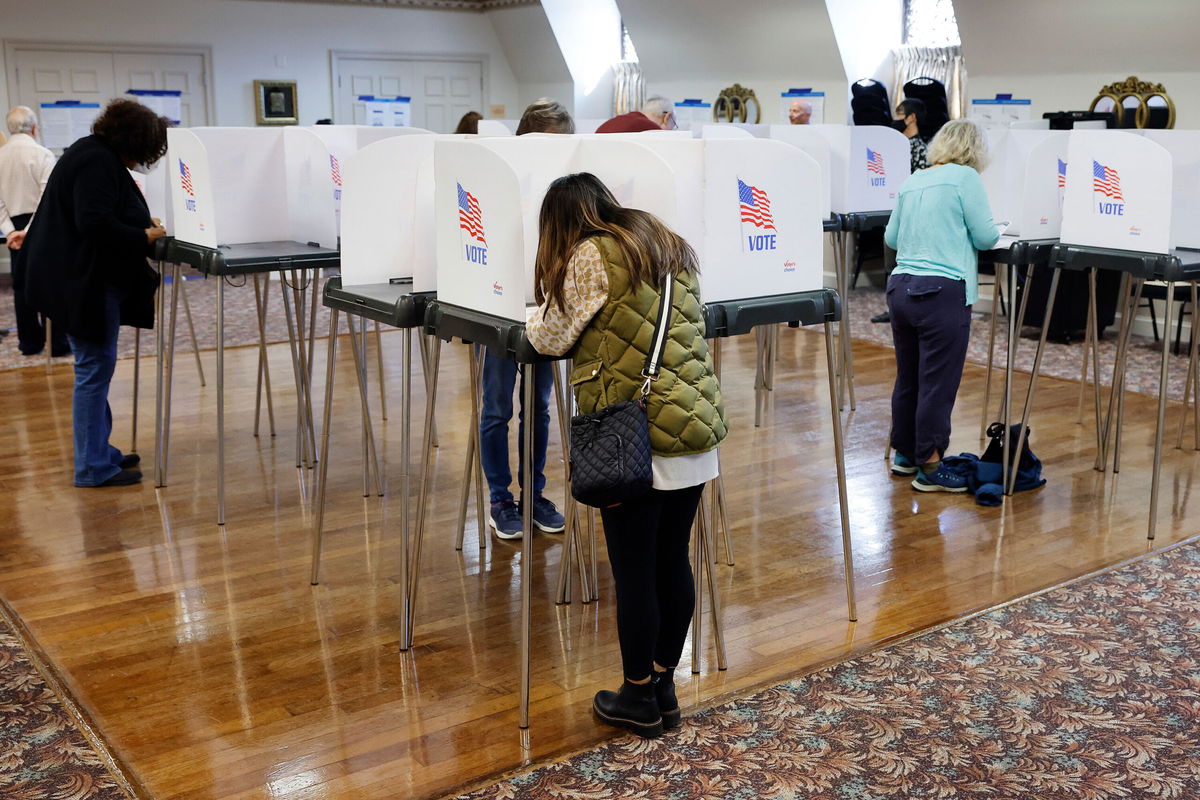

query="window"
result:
[903,0,961,47]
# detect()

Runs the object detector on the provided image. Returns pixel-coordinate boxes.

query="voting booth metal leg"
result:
[409,335,442,643]
[179,275,206,387]
[1075,278,1096,425]
[709,339,734,566]
[1148,282,1176,542]
[1087,270,1104,446]
[551,363,592,606]
[690,487,728,675]
[419,335,439,449]
[823,321,858,622]
[837,233,857,413]
[1006,268,1061,497]
[980,264,1004,442]
[280,278,310,470]
[1113,280,1147,475]
[1097,276,1140,472]
[518,363,535,729]
[398,327,413,649]
[162,267,183,484]
[131,330,140,454]
[216,277,226,526]
[700,494,728,670]
[252,275,277,439]
[345,318,385,498]
[455,345,488,551]
[311,307,341,586]
[296,271,320,471]
[154,262,166,488]
[1177,283,1200,450]
[375,322,388,422]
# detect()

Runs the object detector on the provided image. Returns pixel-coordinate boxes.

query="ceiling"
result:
[247,0,538,11]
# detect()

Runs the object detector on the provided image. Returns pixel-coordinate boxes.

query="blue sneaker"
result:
[912,465,969,493]
[891,453,919,476]
[528,496,565,533]
[489,501,523,540]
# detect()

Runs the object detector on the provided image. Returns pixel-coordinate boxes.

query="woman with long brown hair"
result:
[526,173,727,738]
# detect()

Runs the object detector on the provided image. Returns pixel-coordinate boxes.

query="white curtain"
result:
[890,45,967,120]
[612,61,644,116]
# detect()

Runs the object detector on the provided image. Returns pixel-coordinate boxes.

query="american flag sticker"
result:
[1092,160,1124,201]
[179,159,195,196]
[866,148,886,176]
[1057,159,1067,189]
[738,179,775,230]
[457,183,486,245]
[330,155,343,187]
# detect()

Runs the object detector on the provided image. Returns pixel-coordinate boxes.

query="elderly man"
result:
[596,95,677,133]
[0,106,67,355]
[788,99,813,125]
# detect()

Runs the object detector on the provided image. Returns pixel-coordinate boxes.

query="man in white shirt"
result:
[1,105,66,355]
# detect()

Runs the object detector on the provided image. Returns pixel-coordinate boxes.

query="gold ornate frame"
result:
[713,83,761,124]
[1088,76,1175,129]
[254,80,299,126]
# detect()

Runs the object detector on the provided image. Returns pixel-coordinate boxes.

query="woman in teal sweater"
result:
[883,120,1002,492]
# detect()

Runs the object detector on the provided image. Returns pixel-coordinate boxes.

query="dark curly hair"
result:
[92,98,170,166]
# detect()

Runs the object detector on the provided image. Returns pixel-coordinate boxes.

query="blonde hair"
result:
[927,119,989,172]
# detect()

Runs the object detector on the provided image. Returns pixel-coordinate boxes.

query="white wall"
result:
[0,0,520,126]
[487,4,573,116]
[540,0,621,120]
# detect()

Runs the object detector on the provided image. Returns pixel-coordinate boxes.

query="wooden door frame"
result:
[329,49,489,125]
[3,40,215,126]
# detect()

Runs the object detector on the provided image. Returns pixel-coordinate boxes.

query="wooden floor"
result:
[1,323,1197,800]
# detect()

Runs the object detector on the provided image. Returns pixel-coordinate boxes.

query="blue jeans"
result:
[479,349,553,505]
[886,273,971,463]
[68,289,127,486]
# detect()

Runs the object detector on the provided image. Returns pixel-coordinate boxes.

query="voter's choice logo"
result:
[738,178,777,253]
[1092,160,1125,216]
[492,281,504,296]
[457,182,488,265]
[866,148,886,186]
[179,158,197,213]
[330,155,343,202]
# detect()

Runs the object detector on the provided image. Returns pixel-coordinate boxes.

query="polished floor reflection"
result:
[0,324,1195,800]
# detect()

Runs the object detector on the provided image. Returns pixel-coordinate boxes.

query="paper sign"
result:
[1060,130,1172,255]
[357,96,411,127]
[970,97,1032,128]
[673,100,711,133]
[39,102,100,151]
[126,89,182,125]
[703,139,823,302]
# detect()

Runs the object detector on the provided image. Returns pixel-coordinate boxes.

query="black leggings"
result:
[600,483,705,681]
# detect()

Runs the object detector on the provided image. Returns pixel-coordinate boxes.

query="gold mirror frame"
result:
[713,84,761,124]
[1089,76,1175,129]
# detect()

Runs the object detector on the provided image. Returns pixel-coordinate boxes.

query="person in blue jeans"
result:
[480,353,563,538]
[883,120,1002,493]
[22,99,168,487]
[480,97,573,538]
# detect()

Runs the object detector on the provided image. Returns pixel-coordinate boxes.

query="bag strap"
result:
[640,271,675,398]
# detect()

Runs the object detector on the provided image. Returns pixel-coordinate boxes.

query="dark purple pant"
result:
[886,273,971,463]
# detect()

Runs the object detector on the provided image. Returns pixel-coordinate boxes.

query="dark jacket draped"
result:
[23,135,157,343]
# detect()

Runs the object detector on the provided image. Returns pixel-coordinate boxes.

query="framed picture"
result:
[254,80,298,125]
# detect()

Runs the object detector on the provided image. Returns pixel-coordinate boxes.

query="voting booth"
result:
[982,129,1070,239]
[1060,131,1173,254]
[809,124,910,214]
[1141,130,1200,250]
[341,135,437,288]
[434,135,824,318]
[166,127,337,250]
[769,125,834,221]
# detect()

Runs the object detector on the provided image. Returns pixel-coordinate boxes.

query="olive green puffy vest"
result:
[569,235,728,456]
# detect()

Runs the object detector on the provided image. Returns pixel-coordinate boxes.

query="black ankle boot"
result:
[653,668,680,729]
[593,680,663,738]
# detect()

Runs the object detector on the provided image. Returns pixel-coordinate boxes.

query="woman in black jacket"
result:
[23,99,168,487]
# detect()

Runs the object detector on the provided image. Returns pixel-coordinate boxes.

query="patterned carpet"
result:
[0,600,140,800]
[446,538,1200,800]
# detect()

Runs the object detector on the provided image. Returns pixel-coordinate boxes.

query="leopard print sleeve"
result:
[526,239,609,357]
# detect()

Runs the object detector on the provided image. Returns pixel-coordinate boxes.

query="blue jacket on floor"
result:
[942,449,1046,506]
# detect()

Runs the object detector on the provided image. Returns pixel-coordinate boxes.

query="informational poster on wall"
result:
[39,101,101,151]
[970,96,1032,128]
[126,89,182,126]
[358,96,412,127]
[673,100,711,133]
[1060,130,1172,255]
[779,90,824,125]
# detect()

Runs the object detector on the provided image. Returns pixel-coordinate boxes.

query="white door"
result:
[113,52,209,127]
[335,57,482,133]
[13,49,117,117]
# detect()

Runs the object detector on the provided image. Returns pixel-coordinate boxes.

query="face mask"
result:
[891,119,908,133]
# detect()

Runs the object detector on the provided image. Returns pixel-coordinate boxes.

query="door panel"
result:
[113,52,209,127]
[336,57,481,133]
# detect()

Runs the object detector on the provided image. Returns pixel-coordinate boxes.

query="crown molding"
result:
[244,0,538,11]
